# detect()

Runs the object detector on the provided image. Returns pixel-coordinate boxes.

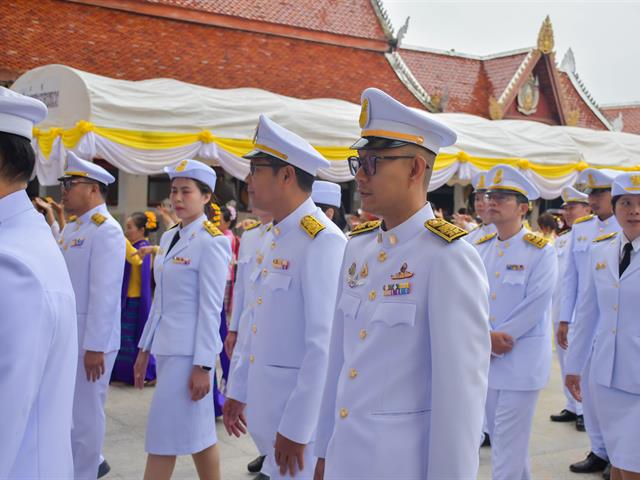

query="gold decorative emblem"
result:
[425,218,467,243]
[378,251,387,262]
[175,159,188,172]
[391,262,413,280]
[359,98,369,129]
[488,96,504,120]
[588,173,596,188]
[477,174,486,189]
[349,220,381,237]
[517,74,540,116]
[300,215,325,238]
[630,175,640,187]
[493,169,503,185]
[359,263,369,278]
[537,15,555,55]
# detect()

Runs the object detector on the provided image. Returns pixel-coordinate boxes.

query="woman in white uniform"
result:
[134,159,231,480]
[566,172,640,480]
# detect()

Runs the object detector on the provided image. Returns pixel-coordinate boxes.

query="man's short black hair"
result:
[255,155,314,192]
[515,193,529,205]
[0,132,35,183]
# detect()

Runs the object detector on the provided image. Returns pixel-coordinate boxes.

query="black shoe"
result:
[569,452,608,473]
[255,474,270,480]
[248,455,266,474]
[550,409,578,422]
[481,433,491,447]
[97,460,111,478]
[575,415,586,431]
[603,463,611,480]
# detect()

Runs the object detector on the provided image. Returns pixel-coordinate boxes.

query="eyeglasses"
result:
[249,162,285,175]
[60,179,95,191]
[484,191,518,203]
[348,153,416,176]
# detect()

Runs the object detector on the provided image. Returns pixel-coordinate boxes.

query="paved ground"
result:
[103,355,604,479]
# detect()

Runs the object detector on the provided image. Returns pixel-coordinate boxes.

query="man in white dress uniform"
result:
[0,88,78,479]
[57,152,126,479]
[223,115,347,479]
[314,88,491,480]
[466,171,496,245]
[475,164,557,480]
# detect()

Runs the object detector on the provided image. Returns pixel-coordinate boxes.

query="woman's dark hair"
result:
[537,212,557,232]
[171,177,216,218]
[130,211,158,236]
[612,195,621,211]
[0,132,36,183]
[318,203,348,232]
[220,205,237,229]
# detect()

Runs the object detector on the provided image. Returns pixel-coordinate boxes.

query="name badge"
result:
[272,258,290,270]
[595,262,607,270]
[506,264,524,271]
[172,256,191,265]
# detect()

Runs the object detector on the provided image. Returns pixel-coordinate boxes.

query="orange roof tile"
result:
[601,104,640,134]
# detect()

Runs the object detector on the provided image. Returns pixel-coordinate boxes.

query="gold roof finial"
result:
[537,15,555,54]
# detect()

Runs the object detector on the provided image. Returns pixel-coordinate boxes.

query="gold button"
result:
[257,297,263,305]
[378,251,387,262]
[262,268,268,277]
[504,241,510,248]
[271,241,276,249]
[249,355,255,363]
[251,324,257,334]
[389,234,398,245]
[339,408,348,418]
[491,293,497,300]
[368,290,377,301]
[498,251,504,257]
[274,227,281,236]
[495,272,500,278]
[349,368,358,379]
[359,329,367,340]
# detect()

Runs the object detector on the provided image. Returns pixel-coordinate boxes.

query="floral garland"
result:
[210,202,222,227]
[144,210,157,230]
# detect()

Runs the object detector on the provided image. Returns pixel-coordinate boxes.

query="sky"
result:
[384,0,640,105]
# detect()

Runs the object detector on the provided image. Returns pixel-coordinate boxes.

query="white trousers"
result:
[581,357,608,461]
[553,322,582,415]
[71,351,117,480]
[485,388,539,480]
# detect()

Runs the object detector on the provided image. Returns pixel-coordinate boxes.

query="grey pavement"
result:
[103,354,603,479]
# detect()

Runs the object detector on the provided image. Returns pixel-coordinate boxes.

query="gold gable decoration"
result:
[489,96,504,120]
[537,15,555,55]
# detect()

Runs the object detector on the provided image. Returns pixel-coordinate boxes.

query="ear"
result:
[281,165,296,187]
[409,153,428,182]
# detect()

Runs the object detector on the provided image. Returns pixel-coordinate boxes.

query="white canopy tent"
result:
[12,64,640,198]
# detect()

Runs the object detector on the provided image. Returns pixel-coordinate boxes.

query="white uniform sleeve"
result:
[499,245,558,340]
[83,225,126,352]
[193,236,232,368]
[565,249,600,375]
[558,229,579,324]
[427,242,491,479]
[277,232,347,444]
[228,262,245,332]
[0,255,51,477]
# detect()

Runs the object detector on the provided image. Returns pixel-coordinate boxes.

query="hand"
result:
[137,245,157,259]
[274,432,306,477]
[222,398,248,437]
[556,322,569,350]
[490,331,514,355]
[33,197,55,226]
[434,207,444,219]
[49,199,65,226]
[188,366,211,401]
[84,350,105,382]
[134,350,150,389]
[565,374,582,402]
[313,458,325,480]
[224,331,238,358]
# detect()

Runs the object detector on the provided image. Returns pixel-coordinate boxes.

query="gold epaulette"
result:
[594,232,617,243]
[68,215,77,223]
[203,220,223,237]
[574,214,595,225]
[300,214,325,239]
[91,213,106,226]
[425,218,467,243]
[475,232,497,245]
[244,219,261,231]
[523,232,549,248]
[348,220,381,237]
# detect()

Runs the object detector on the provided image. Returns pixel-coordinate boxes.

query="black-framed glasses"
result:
[249,161,286,175]
[348,153,415,176]
[60,178,95,191]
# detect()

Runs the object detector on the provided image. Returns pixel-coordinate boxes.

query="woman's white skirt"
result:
[145,355,217,455]
[590,368,640,472]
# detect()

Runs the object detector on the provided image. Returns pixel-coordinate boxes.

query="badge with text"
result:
[383,282,411,296]
[390,262,413,280]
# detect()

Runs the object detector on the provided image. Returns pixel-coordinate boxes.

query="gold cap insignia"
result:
[477,174,486,189]
[176,160,188,172]
[630,175,640,187]
[493,169,503,185]
[359,98,370,129]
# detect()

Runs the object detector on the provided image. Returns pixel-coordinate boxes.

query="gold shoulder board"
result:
[203,220,223,237]
[91,213,106,226]
[300,215,325,239]
[244,220,261,231]
[425,218,467,243]
[574,214,595,225]
[348,220,381,237]
[475,232,497,245]
[523,232,549,248]
[593,232,617,243]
